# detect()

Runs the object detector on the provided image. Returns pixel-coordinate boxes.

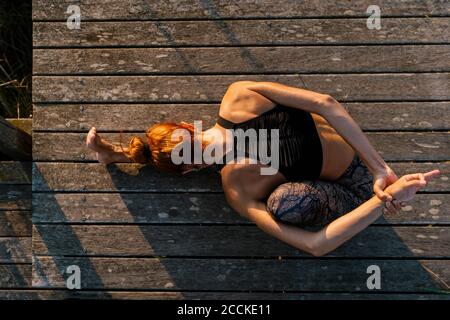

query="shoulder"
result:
[220,81,277,122]
[227,80,257,91]
[221,161,286,203]
[223,81,260,102]
[220,162,256,192]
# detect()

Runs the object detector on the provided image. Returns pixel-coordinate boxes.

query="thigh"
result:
[335,155,374,201]
[266,180,362,227]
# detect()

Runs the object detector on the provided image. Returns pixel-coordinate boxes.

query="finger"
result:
[423,170,441,182]
[375,189,391,202]
[418,173,426,184]
[385,201,397,215]
[392,200,403,210]
[400,201,407,207]
[405,179,426,189]
[402,173,424,182]
[384,192,393,202]
[373,182,387,201]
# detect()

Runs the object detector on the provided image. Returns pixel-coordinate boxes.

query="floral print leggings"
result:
[266,155,374,227]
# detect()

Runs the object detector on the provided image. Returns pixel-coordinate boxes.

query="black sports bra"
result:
[215,104,323,181]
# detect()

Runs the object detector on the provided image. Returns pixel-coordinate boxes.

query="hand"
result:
[382,199,405,215]
[373,166,399,202]
[384,170,440,204]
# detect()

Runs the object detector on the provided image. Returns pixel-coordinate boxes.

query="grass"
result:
[0,0,32,118]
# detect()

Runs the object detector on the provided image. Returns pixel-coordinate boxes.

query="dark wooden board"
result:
[0,289,448,300]
[32,0,450,21]
[32,0,450,20]
[0,211,32,237]
[31,193,449,225]
[33,19,450,47]
[33,45,450,74]
[0,238,31,263]
[32,132,450,162]
[5,119,32,135]
[31,257,449,292]
[0,264,31,288]
[32,225,450,258]
[32,74,450,103]
[0,161,32,184]
[32,162,450,192]
[0,185,32,211]
[32,102,450,132]
[0,117,31,161]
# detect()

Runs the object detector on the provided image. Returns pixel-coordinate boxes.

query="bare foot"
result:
[86,127,121,164]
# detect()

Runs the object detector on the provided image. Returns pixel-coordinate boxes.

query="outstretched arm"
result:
[244,81,397,201]
[242,195,385,257]
[226,170,440,257]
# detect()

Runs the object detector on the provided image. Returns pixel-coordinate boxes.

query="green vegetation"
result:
[0,0,31,118]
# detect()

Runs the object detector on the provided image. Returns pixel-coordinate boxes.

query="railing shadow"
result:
[104,162,448,296]
[31,164,111,299]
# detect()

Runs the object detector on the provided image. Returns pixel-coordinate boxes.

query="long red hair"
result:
[123,122,205,174]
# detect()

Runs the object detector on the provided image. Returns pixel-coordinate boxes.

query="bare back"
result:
[218,82,355,200]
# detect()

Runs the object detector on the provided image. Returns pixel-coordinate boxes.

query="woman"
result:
[86,81,440,256]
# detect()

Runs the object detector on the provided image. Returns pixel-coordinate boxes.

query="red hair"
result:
[123,122,205,174]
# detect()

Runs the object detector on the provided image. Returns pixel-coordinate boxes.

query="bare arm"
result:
[230,191,384,257]
[225,169,439,257]
[244,81,396,200]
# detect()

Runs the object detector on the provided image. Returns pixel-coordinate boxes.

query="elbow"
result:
[317,94,339,117]
[305,236,329,257]
[321,94,337,104]
[318,94,337,107]
[310,247,327,257]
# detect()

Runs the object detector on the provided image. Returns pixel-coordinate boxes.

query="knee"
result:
[267,182,314,224]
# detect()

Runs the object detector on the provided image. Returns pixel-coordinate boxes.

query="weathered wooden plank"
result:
[0,185,32,210]
[343,102,450,131]
[0,211,32,237]
[32,102,450,132]
[32,104,220,132]
[0,161,32,184]
[389,162,450,191]
[31,193,450,225]
[34,18,450,47]
[32,162,450,192]
[5,119,32,135]
[0,290,447,300]
[33,19,450,47]
[0,237,31,263]
[32,225,450,258]
[32,0,450,20]
[33,45,450,74]
[32,132,450,162]
[0,264,31,288]
[0,117,31,160]
[32,163,222,192]
[32,257,449,292]
[32,74,450,103]
[372,133,449,161]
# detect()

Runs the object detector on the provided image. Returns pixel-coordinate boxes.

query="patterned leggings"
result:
[266,155,374,227]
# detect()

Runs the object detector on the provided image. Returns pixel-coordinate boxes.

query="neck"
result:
[200,125,231,164]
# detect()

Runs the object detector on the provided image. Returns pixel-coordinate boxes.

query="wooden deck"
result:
[2,0,449,299]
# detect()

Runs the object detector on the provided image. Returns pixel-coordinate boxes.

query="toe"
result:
[86,129,97,148]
